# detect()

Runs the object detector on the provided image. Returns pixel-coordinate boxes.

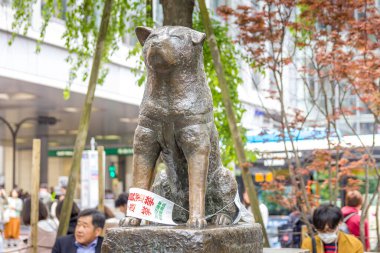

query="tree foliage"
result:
[9,0,146,99]
[9,0,248,164]
[219,1,380,247]
[193,11,247,166]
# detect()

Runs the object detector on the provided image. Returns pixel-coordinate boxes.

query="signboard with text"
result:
[80,150,105,209]
[48,147,133,157]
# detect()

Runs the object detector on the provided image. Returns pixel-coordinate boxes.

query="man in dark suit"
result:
[52,208,105,253]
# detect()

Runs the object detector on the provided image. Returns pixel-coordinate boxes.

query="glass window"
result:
[123,33,138,47]
[0,0,11,6]
[41,0,67,21]
[360,123,375,135]
[153,0,163,26]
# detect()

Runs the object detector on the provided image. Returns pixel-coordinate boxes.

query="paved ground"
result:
[0,225,29,253]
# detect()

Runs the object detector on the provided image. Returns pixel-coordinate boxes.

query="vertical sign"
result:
[81,150,105,209]
[97,146,105,214]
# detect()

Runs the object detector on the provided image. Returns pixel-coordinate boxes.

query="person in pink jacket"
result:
[341,190,369,251]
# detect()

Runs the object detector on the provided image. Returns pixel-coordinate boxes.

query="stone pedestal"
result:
[264,249,309,253]
[102,223,263,253]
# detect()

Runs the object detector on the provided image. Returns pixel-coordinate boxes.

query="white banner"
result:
[127,188,177,225]
[127,188,253,225]
[81,150,105,209]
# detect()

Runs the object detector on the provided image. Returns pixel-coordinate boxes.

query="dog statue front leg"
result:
[178,124,211,229]
[120,125,161,227]
[187,151,209,229]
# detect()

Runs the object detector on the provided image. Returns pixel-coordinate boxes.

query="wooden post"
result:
[98,146,105,214]
[31,139,41,253]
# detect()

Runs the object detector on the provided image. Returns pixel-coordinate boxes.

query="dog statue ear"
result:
[191,31,206,45]
[135,26,153,46]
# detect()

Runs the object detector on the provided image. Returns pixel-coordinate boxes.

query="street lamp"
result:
[0,116,58,188]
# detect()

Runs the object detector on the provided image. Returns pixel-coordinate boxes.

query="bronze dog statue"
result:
[120,26,238,229]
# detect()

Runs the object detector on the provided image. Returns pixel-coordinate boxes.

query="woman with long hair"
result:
[19,198,58,253]
[4,188,23,247]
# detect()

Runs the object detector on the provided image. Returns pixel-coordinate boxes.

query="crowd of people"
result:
[281,190,370,253]
[0,184,129,252]
[0,183,371,253]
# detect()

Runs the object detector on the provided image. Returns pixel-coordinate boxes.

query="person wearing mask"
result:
[301,204,363,253]
[52,208,105,253]
[4,188,23,247]
[39,183,52,207]
[341,190,369,251]
[20,198,57,253]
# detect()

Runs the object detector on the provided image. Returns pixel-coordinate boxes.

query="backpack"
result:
[340,212,357,234]
[279,214,304,248]
[292,216,303,248]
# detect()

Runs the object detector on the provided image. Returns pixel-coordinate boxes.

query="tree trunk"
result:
[197,0,269,247]
[360,164,369,247]
[146,0,153,27]
[57,0,114,236]
[161,0,194,27]
[377,189,380,251]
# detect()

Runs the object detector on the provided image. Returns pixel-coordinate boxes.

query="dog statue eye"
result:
[148,34,158,40]
[172,35,183,40]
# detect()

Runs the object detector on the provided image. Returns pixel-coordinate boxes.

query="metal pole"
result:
[11,119,31,188]
[0,116,57,188]
[12,133,16,188]
[0,117,17,188]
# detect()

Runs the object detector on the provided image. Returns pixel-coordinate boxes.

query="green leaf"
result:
[193,11,246,165]
[63,87,71,100]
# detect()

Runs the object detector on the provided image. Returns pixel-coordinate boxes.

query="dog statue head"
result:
[135,26,206,73]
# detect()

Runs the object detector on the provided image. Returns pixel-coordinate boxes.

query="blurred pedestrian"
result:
[17,188,30,201]
[243,191,269,229]
[284,205,312,248]
[56,200,80,235]
[57,186,67,202]
[0,188,8,224]
[0,187,8,250]
[50,186,67,224]
[341,190,369,250]
[4,188,23,247]
[39,183,52,207]
[114,193,128,220]
[19,198,58,253]
[49,186,56,202]
[52,208,105,253]
[301,204,363,253]
[103,194,128,230]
